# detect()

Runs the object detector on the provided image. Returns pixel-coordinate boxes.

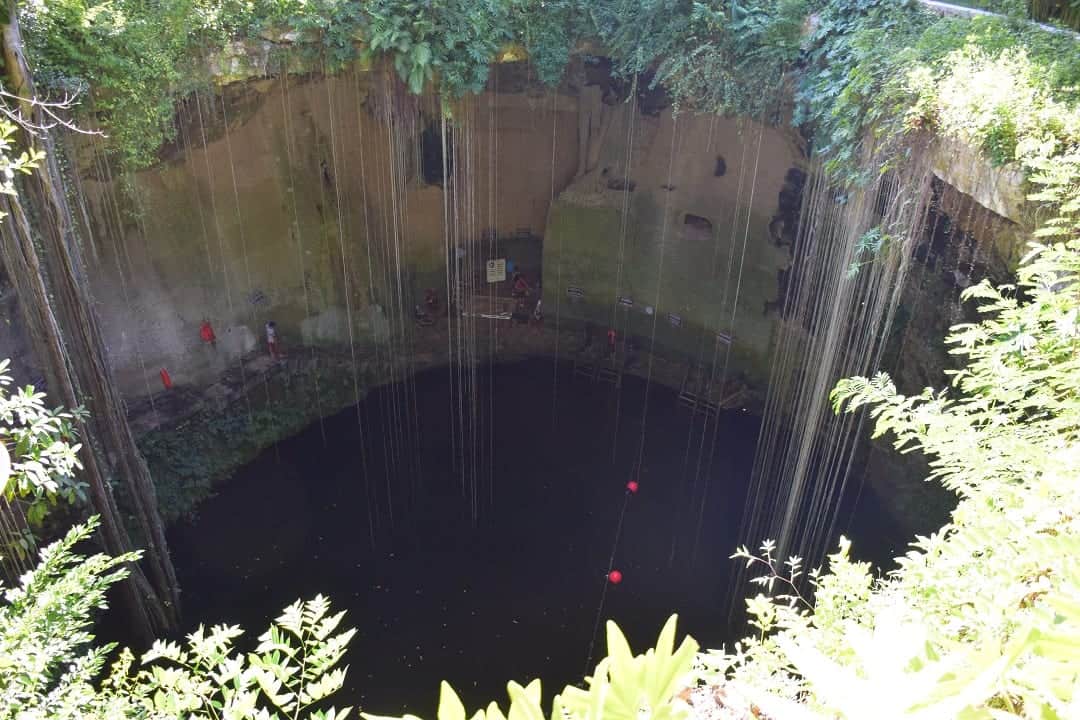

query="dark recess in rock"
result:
[421,121,452,186]
[769,167,807,252]
[683,214,713,240]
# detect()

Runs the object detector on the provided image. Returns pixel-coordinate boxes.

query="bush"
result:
[709,240,1080,718]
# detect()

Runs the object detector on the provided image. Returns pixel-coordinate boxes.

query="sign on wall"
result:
[567,286,585,300]
[486,258,507,283]
[618,296,634,308]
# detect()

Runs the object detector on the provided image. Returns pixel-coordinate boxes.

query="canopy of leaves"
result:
[19,0,232,166]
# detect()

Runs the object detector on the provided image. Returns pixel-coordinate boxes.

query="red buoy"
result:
[626,480,639,494]
[607,569,623,585]
[159,368,173,390]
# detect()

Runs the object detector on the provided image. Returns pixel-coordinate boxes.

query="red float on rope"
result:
[626,480,639,494]
[159,368,173,390]
[607,569,623,585]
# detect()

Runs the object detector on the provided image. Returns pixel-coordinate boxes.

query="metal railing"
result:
[918,0,1080,37]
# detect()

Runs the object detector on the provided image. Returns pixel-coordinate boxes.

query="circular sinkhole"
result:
[166,358,896,715]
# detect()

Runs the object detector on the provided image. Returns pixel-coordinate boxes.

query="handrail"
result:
[918,0,1080,39]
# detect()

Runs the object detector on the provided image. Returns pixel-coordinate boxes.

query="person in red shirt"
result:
[511,272,531,298]
[199,319,217,347]
[607,328,617,356]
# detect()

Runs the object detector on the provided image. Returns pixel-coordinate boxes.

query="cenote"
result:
[4,0,1073,715]
[163,358,898,715]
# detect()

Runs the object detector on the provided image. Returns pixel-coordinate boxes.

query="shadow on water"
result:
[159,358,893,715]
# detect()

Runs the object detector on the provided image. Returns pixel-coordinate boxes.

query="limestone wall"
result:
[63,56,1023,413]
[544,106,803,385]
[70,63,804,405]
[74,66,580,399]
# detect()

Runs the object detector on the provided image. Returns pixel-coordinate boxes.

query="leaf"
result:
[604,620,634,669]
[506,681,544,720]
[408,65,425,94]
[438,681,467,720]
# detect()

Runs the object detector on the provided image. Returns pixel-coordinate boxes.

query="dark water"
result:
[165,359,890,715]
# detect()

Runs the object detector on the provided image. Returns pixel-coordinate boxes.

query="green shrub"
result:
[364,615,698,720]
[0,358,84,556]
[708,240,1080,718]
[0,517,358,720]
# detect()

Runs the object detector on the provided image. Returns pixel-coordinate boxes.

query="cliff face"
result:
[0,52,1034,537]
[53,44,1030,406]
[544,93,803,385]
[64,60,804,404]
[73,66,575,398]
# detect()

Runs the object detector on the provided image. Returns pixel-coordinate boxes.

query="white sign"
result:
[486,258,507,283]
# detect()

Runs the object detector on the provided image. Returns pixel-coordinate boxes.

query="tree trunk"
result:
[0,2,179,638]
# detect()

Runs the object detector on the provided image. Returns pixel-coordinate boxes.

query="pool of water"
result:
[163,358,888,715]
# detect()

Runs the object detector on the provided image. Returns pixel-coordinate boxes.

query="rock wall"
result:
[0,56,1035,539]
[544,102,802,385]
[68,62,804,407]
[74,65,579,399]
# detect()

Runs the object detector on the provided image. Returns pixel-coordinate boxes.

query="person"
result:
[512,298,530,326]
[414,303,433,326]
[625,337,640,369]
[424,288,440,316]
[530,297,544,331]
[199,319,217,347]
[607,328,617,356]
[580,322,593,351]
[512,272,530,298]
[265,321,281,359]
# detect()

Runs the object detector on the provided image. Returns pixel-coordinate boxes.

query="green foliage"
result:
[793,0,1080,186]
[707,240,1080,717]
[951,0,1030,17]
[0,517,136,720]
[361,0,513,96]
[0,121,45,220]
[589,0,808,118]
[511,0,587,86]
[18,0,1080,174]
[21,0,228,167]
[3,514,697,720]
[365,615,698,720]
[954,0,1080,29]
[109,594,356,719]
[139,366,357,524]
[258,0,366,70]
[0,516,357,719]
[848,226,891,276]
[0,359,85,545]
